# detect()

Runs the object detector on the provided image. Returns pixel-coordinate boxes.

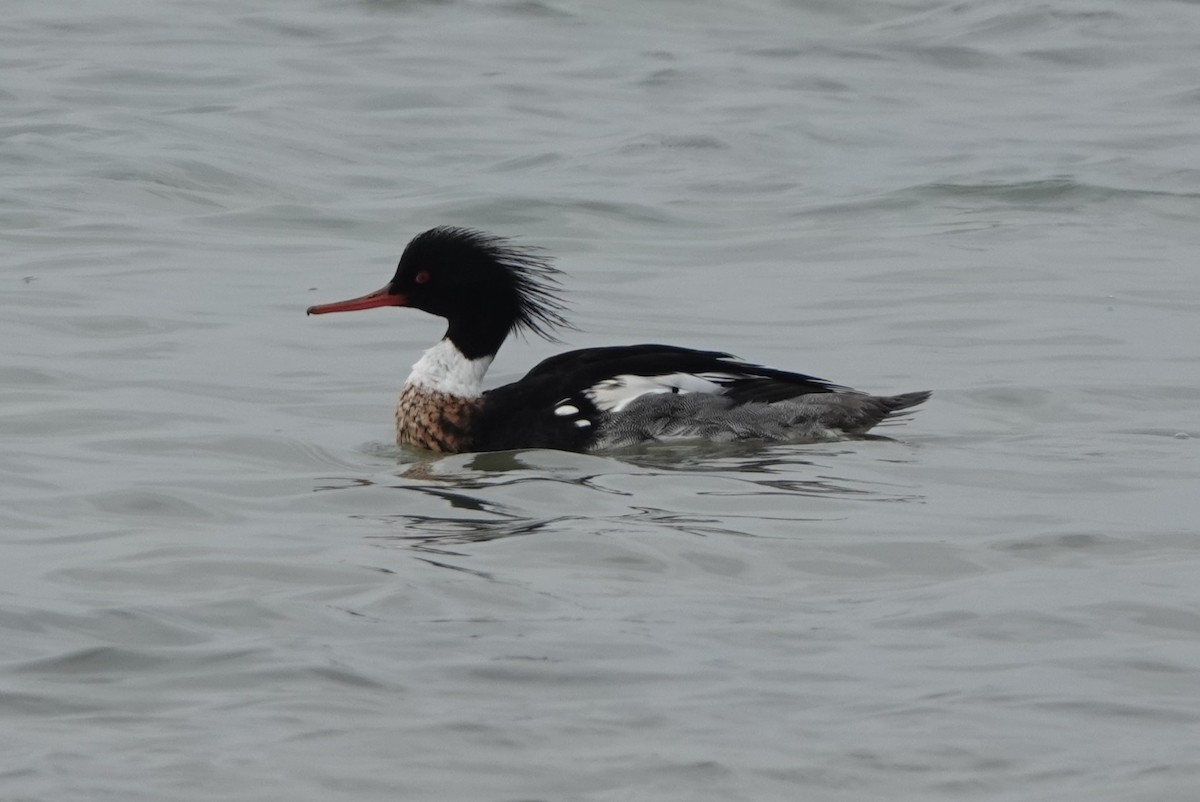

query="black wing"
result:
[470,344,845,452]
[522,344,841,396]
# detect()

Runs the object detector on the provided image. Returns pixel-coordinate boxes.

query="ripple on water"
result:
[302,442,929,559]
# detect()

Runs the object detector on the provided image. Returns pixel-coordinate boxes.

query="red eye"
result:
[415,271,431,285]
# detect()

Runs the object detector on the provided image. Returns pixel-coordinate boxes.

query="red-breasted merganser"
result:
[307,227,930,453]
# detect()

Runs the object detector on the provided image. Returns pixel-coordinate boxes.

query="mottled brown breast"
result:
[395,384,482,453]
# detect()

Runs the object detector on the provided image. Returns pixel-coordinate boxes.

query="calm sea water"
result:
[4,0,1200,799]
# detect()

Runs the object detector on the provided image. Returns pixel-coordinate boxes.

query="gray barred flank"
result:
[591,391,930,449]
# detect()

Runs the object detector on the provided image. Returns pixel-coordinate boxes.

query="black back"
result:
[471,344,843,451]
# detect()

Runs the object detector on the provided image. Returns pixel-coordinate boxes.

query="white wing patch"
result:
[585,372,740,413]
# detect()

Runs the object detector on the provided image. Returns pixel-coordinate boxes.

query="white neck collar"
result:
[404,339,493,398]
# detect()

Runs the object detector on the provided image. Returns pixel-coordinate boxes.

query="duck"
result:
[306,226,930,453]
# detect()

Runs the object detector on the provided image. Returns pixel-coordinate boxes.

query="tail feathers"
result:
[881,390,932,413]
[840,390,932,434]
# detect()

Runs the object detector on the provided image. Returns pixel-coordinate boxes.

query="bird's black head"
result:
[307,226,571,359]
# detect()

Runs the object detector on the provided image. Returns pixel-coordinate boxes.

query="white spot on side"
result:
[405,339,493,398]
[574,419,592,428]
[554,404,579,416]
[585,372,737,413]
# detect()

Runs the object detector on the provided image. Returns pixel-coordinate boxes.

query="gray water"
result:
[4,0,1200,799]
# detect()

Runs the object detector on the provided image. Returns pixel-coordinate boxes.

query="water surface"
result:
[3,0,1200,799]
